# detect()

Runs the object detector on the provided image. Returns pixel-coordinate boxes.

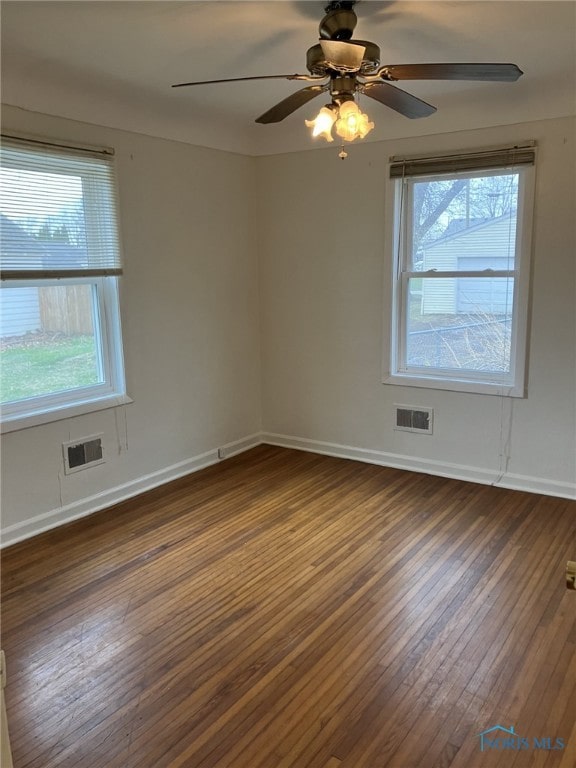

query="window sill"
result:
[383,372,526,398]
[1,393,133,434]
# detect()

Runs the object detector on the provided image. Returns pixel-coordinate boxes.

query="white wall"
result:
[2,111,574,546]
[1,106,262,544]
[258,117,576,497]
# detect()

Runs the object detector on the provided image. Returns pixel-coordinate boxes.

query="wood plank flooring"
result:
[1,445,575,768]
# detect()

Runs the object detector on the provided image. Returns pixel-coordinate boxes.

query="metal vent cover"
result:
[394,405,433,434]
[63,435,104,474]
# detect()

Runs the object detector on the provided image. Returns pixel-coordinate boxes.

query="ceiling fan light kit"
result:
[305,97,374,144]
[172,0,523,158]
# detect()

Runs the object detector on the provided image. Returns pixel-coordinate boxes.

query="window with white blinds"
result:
[0,134,128,431]
[0,136,122,279]
[385,144,536,397]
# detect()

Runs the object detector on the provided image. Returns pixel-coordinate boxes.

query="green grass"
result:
[0,335,101,403]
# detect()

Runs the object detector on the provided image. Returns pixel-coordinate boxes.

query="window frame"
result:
[0,135,130,432]
[1,276,130,433]
[384,156,535,397]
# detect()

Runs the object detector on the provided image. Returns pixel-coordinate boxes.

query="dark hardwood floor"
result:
[1,445,575,767]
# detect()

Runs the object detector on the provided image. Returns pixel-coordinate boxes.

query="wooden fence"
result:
[38,285,94,335]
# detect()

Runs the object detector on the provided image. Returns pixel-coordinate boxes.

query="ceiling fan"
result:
[172,1,523,144]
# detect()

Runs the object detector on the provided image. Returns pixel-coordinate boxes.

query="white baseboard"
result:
[0,433,262,548]
[494,472,576,499]
[3,430,573,548]
[262,432,576,500]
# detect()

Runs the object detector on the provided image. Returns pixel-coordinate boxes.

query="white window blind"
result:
[0,135,122,279]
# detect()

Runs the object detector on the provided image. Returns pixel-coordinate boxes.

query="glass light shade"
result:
[335,100,374,142]
[305,106,337,142]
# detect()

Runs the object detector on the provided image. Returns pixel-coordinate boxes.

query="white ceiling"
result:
[2,1,575,155]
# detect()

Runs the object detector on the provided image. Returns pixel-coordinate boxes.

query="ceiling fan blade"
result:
[320,40,366,72]
[362,82,436,119]
[381,63,523,82]
[256,84,329,124]
[172,74,321,88]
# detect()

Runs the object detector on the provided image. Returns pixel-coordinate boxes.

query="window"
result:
[0,135,129,431]
[385,144,535,396]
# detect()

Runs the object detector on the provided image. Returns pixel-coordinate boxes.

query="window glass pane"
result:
[0,283,103,403]
[405,276,514,373]
[410,173,519,270]
[0,167,89,271]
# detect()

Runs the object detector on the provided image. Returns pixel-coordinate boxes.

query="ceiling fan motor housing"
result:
[329,76,357,99]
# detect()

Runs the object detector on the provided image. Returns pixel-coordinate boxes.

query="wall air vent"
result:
[394,405,433,434]
[63,435,104,474]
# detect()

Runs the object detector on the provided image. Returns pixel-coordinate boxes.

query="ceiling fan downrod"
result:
[323,0,357,14]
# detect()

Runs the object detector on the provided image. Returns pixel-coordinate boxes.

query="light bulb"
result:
[305,106,336,142]
[335,100,374,142]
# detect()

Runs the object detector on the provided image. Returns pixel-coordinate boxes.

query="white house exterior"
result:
[420,212,517,315]
[1,215,44,337]
[1,215,88,337]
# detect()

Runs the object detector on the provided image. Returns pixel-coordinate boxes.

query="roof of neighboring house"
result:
[1,213,87,267]
[421,211,516,252]
[0,213,47,255]
[442,217,492,237]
